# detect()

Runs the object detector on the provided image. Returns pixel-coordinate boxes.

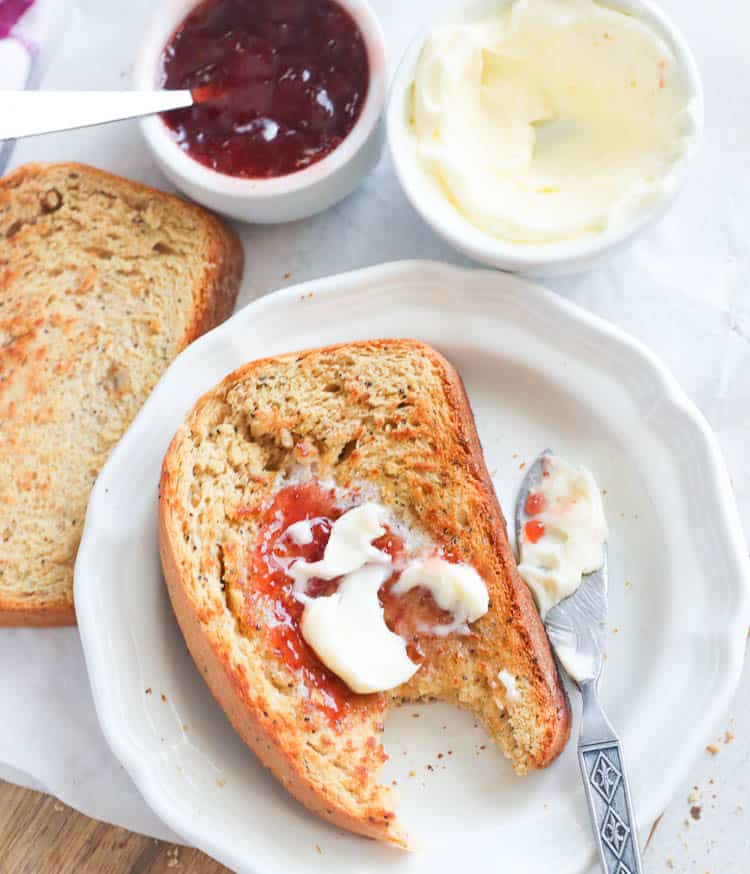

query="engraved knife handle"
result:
[578,680,643,874]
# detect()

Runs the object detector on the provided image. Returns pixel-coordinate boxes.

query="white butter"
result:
[497,669,520,703]
[412,0,695,244]
[517,454,607,616]
[289,503,390,592]
[554,644,597,683]
[391,557,489,635]
[285,519,315,546]
[282,501,490,694]
[301,564,420,694]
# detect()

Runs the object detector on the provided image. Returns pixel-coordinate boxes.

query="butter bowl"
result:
[387,0,704,276]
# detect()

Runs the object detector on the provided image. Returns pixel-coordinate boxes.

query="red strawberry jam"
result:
[160,0,370,178]
[244,480,455,725]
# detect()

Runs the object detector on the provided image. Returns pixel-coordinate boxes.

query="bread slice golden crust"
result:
[159,340,570,845]
[0,162,243,625]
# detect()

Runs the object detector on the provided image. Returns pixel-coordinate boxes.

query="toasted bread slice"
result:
[0,162,243,625]
[159,340,570,846]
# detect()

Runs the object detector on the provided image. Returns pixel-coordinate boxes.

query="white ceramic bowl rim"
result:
[134,0,386,200]
[387,0,705,269]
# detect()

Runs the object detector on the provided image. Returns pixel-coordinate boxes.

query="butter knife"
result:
[0,90,199,142]
[515,450,643,874]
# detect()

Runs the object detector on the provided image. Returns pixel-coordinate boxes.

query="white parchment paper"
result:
[2,0,749,868]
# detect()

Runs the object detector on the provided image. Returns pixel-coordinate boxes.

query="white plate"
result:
[75,261,750,874]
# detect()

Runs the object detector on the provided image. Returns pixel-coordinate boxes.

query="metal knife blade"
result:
[514,448,608,687]
[514,450,644,874]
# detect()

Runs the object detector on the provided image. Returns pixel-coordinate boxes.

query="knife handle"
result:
[578,680,643,874]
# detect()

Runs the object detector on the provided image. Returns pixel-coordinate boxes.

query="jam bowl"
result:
[134,0,386,223]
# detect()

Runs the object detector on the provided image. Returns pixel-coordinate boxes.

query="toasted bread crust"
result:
[0,162,243,625]
[434,352,571,766]
[0,601,76,627]
[159,339,571,844]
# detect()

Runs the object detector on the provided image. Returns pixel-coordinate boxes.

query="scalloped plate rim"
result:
[75,260,750,874]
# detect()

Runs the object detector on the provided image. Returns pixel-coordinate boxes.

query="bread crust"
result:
[159,339,571,843]
[433,349,571,767]
[0,162,244,626]
[0,601,76,627]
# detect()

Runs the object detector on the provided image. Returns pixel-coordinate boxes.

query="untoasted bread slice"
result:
[159,340,570,845]
[0,162,243,625]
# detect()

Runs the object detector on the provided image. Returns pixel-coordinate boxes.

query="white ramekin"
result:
[387,0,704,276]
[134,0,386,223]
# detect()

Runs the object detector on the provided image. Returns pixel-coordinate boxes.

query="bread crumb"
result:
[723,730,734,744]
[145,687,152,695]
[688,789,699,804]
[182,723,189,733]
[161,693,168,703]
[315,844,322,854]
[519,462,526,470]
[216,778,226,788]
[166,846,180,867]
[666,860,674,870]
[644,813,663,850]
[408,770,416,778]
[53,802,64,812]
[706,744,720,755]
[690,805,702,821]
[283,272,292,280]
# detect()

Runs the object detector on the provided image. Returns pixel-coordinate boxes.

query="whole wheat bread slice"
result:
[0,162,243,626]
[159,340,571,846]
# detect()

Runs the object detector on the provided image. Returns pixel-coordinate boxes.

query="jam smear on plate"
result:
[161,0,370,178]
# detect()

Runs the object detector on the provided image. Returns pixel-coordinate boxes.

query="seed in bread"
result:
[0,162,244,626]
[159,340,571,846]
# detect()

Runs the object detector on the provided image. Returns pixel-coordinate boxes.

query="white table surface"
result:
[2,1,749,871]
